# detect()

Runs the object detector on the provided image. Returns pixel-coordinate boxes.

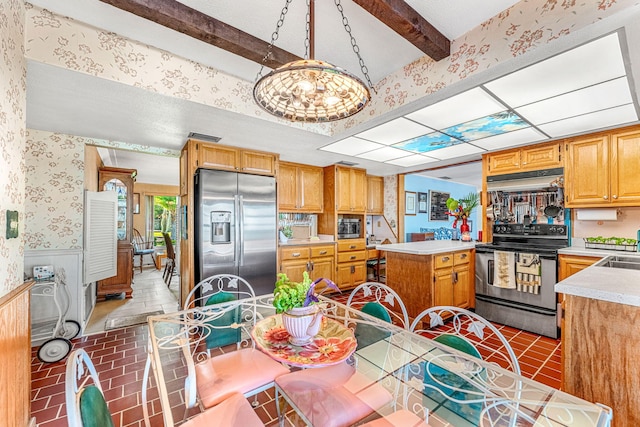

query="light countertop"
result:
[555,264,640,307]
[558,245,640,258]
[279,238,336,247]
[377,240,476,255]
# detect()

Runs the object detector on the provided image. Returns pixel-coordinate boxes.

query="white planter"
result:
[282,305,323,346]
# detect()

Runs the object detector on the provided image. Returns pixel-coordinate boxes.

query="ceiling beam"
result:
[353,0,450,61]
[98,0,301,69]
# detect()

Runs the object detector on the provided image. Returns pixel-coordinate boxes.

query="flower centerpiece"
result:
[273,271,340,345]
[446,192,480,240]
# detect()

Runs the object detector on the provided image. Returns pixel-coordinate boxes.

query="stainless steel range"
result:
[475,223,569,338]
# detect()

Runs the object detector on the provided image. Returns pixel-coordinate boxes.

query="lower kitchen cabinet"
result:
[97,243,134,300]
[279,244,335,286]
[433,250,473,309]
[336,239,367,290]
[558,254,601,280]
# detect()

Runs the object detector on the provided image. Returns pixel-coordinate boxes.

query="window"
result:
[152,196,178,247]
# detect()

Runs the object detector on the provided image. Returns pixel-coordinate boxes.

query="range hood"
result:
[487,168,563,192]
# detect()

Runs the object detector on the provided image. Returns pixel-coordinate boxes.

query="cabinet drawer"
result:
[454,251,471,265]
[434,253,454,269]
[280,247,310,261]
[310,245,335,258]
[337,250,366,263]
[337,239,366,252]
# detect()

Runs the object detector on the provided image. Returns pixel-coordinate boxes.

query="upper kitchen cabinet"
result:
[277,161,323,213]
[334,166,366,213]
[485,142,562,176]
[565,126,640,207]
[195,141,277,176]
[366,175,384,215]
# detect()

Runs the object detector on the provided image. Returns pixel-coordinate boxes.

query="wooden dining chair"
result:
[162,232,176,286]
[133,228,155,273]
[65,349,115,427]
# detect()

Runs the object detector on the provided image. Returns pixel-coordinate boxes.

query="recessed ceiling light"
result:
[355,117,432,145]
[442,111,530,142]
[485,33,625,107]
[406,87,506,129]
[538,104,638,137]
[320,137,384,156]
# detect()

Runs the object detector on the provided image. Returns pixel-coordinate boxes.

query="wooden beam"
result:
[353,0,450,61]
[98,0,301,69]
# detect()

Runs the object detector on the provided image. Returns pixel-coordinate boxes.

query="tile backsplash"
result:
[573,207,640,240]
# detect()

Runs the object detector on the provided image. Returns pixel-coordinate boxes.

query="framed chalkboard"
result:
[429,190,450,221]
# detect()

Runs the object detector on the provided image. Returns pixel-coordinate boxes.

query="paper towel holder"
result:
[575,208,620,221]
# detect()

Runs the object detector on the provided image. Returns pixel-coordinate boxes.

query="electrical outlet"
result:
[377,221,381,227]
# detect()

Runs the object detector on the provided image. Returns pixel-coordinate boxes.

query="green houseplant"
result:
[273,272,340,345]
[446,192,480,229]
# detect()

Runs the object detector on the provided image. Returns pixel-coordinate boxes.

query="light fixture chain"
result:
[256,0,294,81]
[304,0,311,59]
[334,0,375,92]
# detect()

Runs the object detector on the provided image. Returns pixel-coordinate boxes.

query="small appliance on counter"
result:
[337,218,361,239]
[33,265,55,281]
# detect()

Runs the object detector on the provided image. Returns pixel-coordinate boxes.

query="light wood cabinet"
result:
[277,161,323,212]
[336,239,367,290]
[366,175,384,214]
[196,142,276,176]
[385,248,475,318]
[565,128,640,207]
[558,254,600,281]
[279,244,335,284]
[97,167,136,299]
[335,166,366,213]
[485,142,562,175]
[433,250,472,309]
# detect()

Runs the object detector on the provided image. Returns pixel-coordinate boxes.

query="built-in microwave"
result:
[338,218,361,239]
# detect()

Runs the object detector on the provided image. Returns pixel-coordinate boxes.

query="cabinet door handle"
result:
[603,195,608,200]
[613,195,618,199]
[310,261,315,271]
[351,265,355,274]
[460,253,467,259]
[350,245,356,249]
[442,256,450,262]
[350,255,356,260]
[292,252,301,257]
[453,271,458,283]
[319,250,327,255]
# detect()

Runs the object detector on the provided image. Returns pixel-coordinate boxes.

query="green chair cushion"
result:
[79,385,114,427]
[205,292,240,349]
[433,334,481,359]
[355,302,392,349]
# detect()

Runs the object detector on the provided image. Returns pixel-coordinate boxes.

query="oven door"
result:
[475,248,557,310]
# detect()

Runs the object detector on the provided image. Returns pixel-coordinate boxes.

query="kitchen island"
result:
[377,240,476,318]
[555,256,640,427]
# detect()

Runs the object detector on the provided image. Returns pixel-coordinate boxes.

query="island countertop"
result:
[555,263,640,307]
[376,240,476,255]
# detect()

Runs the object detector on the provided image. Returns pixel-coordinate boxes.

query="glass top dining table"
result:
[144,294,612,427]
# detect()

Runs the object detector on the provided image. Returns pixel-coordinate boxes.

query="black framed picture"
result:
[418,192,428,213]
[429,190,450,221]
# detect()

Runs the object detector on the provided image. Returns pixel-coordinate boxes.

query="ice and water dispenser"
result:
[211,211,231,243]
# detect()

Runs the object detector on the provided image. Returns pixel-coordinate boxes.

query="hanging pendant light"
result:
[253,0,373,123]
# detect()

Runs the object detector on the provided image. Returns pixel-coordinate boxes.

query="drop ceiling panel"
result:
[472,127,548,150]
[427,143,485,160]
[319,137,384,156]
[355,118,432,145]
[515,77,633,125]
[485,33,626,107]
[406,87,506,130]
[385,154,439,167]
[356,146,412,161]
[538,104,638,137]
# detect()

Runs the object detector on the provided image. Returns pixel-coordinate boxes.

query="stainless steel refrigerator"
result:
[194,169,277,297]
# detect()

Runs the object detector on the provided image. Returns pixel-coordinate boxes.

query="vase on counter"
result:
[460,218,472,242]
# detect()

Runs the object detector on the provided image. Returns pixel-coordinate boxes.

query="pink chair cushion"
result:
[181,392,264,427]
[361,410,431,427]
[276,362,393,427]
[195,348,289,408]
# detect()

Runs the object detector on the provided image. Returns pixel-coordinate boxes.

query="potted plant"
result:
[273,272,340,345]
[446,192,480,240]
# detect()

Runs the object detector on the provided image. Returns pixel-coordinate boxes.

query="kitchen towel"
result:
[515,253,541,294]
[493,251,516,289]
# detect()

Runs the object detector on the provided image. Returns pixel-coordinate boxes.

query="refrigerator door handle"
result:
[233,194,240,267]
[238,195,245,267]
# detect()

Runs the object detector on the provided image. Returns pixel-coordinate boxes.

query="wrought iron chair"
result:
[162,232,176,286]
[133,228,155,273]
[65,349,115,427]
[408,306,521,426]
[179,275,289,413]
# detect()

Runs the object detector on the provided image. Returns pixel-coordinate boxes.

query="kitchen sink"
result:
[594,255,640,270]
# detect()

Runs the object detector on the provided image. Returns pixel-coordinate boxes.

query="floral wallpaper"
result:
[24,130,86,250]
[0,0,26,297]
